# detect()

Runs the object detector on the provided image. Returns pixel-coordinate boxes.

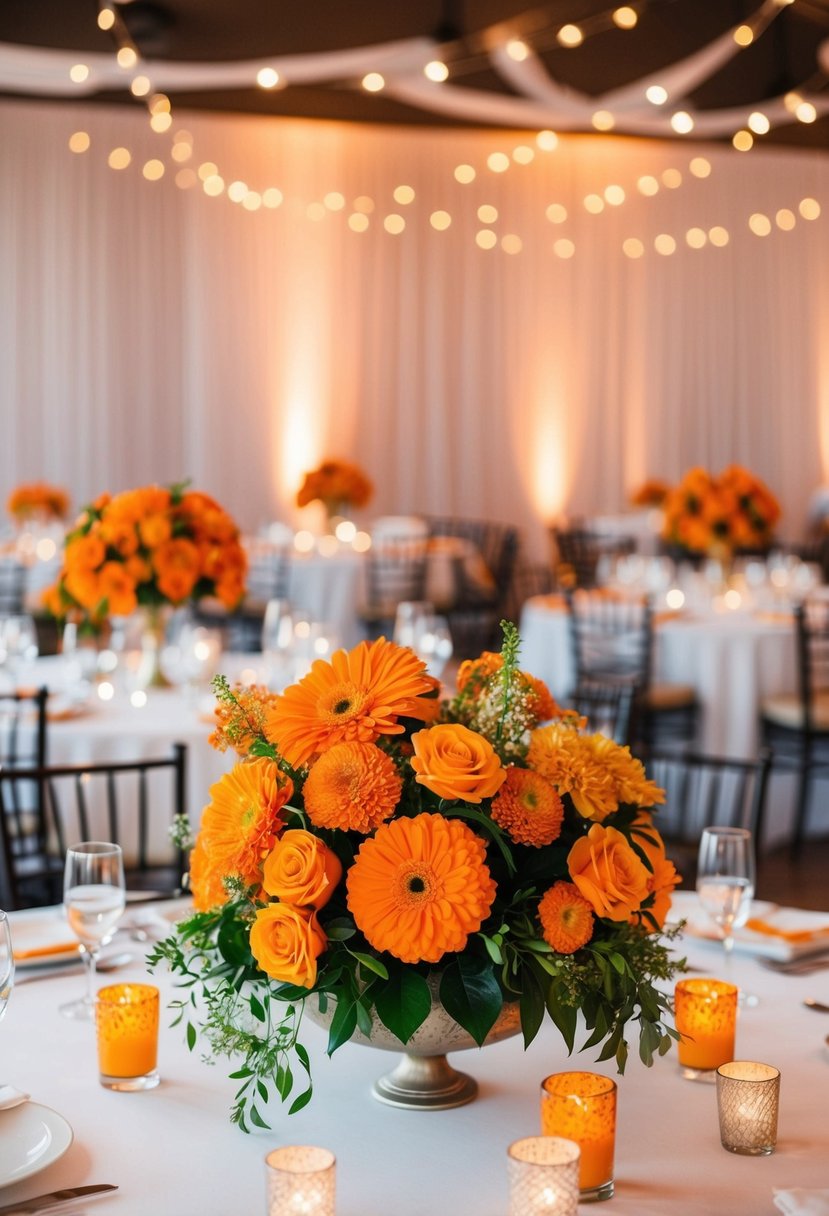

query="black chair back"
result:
[552,528,635,590]
[566,590,653,690]
[566,680,635,745]
[0,561,27,615]
[362,537,429,639]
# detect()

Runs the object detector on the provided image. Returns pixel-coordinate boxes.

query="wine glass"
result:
[260,599,295,686]
[412,614,454,680]
[696,827,755,976]
[0,614,39,685]
[393,601,433,650]
[61,842,126,1020]
[0,911,13,1024]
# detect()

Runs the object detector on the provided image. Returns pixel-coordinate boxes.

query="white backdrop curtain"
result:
[1,98,828,559]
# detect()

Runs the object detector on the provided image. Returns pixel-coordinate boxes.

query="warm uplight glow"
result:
[689,156,711,178]
[733,24,754,46]
[748,111,770,135]
[686,227,707,249]
[108,147,131,170]
[796,101,817,124]
[150,112,173,133]
[97,8,115,30]
[487,152,510,172]
[393,185,415,204]
[584,194,605,214]
[454,164,476,183]
[670,111,694,134]
[501,234,522,254]
[775,208,796,230]
[348,213,370,232]
[506,38,529,61]
[430,210,451,230]
[294,531,315,553]
[68,131,90,154]
[384,214,405,234]
[654,233,676,255]
[637,175,659,196]
[130,75,151,97]
[622,238,644,258]
[749,212,771,236]
[306,202,325,221]
[476,229,497,249]
[536,129,559,151]
[557,24,583,47]
[799,197,821,220]
[324,192,345,210]
[612,7,638,29]
[70,64,89,83]
[362,72,385,92]
[117,47,138,69]
[604,184,625,206]
[546,203,567,223]
[256,67,280,89]
[513,145,534,164]
[142,159,165,181]
[530,405,570,518]
[592,110,615,131]
[732,129,754,151]
[661,168,682,188]
[646,85,668,105]
[553,238,575,258]
[708,226,730,246]
[424,60,449,82]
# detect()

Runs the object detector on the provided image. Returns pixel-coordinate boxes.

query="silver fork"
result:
[759,955,829,975]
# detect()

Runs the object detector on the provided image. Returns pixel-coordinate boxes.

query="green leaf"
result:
[355,1000,374,1038]
[479,934,504,965]
[289,1086,313,1115]
[350,951,389,980]
[545,990,576,1053]
[439,954,503,1047]
[256,1079,269,1103]
[186,1021,197,1051]
[443,804,517,876]
[638,1018,661,1066]
[374,968,432,1045]
[250,1104,270,1130]
[325,920,357,941]
[326,996,358,1055]
[518,966,545,1049]
[249,992,266,1023]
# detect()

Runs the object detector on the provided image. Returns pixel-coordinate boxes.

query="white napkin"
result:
[774,1189,829,1215]
[0,1085,30,1110]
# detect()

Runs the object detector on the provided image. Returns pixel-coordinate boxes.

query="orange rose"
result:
[410,723,505,803]
[249,904,326,988]
[97,561,137,617]
[153,537,200,602]
[69,533,106,570]
[567,824,650,922]
[261,829,342,910]
[139,513,172,548]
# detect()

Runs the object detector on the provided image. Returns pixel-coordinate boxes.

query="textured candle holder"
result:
[507,1136,581,1216]
[265,1146,336,1216]
[716,1061,780,1156]
[95,983,159,1091]
[540,1072,617,1202]
[675,978,738,1082]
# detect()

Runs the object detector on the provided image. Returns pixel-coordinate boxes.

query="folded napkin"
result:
[13,940,77,963]
[746,918,829,946]
[774,1189,829,1215]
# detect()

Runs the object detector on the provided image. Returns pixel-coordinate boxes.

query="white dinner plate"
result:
[0,1102,73,1188]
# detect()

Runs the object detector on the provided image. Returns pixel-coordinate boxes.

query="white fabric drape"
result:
[1,99,828,558]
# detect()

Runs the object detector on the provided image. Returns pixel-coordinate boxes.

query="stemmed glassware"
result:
[0,911,13,1024]
[696,826,756,977]
[0,614,39,686]
[261,599,295,687]
[411,614,454,680]
[61,842,126,1020]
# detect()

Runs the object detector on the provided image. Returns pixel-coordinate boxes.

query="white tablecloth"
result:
[2,898,828,1215]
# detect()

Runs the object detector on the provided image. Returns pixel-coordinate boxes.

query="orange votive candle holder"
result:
[540,1071,617,1202]
[96,982,160,1091]
[674,978,738,1082]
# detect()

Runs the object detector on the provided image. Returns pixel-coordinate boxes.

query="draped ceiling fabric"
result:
[1,98,828,559]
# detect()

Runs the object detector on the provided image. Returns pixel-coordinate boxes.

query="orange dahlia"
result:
[265,638,434,769]
[538,882,595,953]
[196,758,293,891]
[346,813,497,963]
[303,741,402,833]
[490,766,564,847]
[527,724,619,821]
[189,836,228,912]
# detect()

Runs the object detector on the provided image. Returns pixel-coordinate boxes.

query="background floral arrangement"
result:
[628,478,670,508]
[661,464,781,556]
[151,624,683,1131]
[44,481,246,626]
[295,459,373,516]
[7,481,69,523]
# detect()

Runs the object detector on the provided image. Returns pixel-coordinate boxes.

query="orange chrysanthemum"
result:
[490,766,564,847]
[189,836,228,912]
[527,724,619,821]
[265,638,434,769]
[346,813,496,964]
[196,758,294,892]
[538,882,595,953]
[303,741,402,833]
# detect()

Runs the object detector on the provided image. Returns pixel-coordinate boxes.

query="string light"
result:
[592,110,615,131]
[505,39,529,61]
[361,72,384,92]
[748,111,770,135]
[256,67,280,89]
[612,7,638,29]
[670,111,694,134]
[733,25,754,46]
[557,24,584,48]
[69,64,89,83]
[646,85,668,105]
[733,130,754,151]
[424,60,449,82]
[97,7,115,30]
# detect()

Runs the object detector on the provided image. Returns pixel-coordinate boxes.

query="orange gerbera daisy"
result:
[538,881,595,953]
[197,758,293,891]
[346,813,496,964]
[303,741,402,833]
[265,638,434,769]
[189,836,228,912]
[490,766,564,847]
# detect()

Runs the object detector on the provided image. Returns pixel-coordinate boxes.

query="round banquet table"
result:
[2,896,828,1216]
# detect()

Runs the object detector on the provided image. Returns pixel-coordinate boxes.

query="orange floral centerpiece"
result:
[629,479,670,509]
[295,459,373,523]
[150,623,683,1130]
[661,464,780,557]
[44,481,247,627]
[7,481,69,524]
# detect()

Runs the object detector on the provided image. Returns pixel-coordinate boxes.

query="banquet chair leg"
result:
[790,761,812,861]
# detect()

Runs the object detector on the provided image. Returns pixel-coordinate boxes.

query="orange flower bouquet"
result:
[295,459,373,520]
[150,624,683,1130]
[629,479,670,508]
[661,464,780,557]
[45,482,247,626]
[7,481,69,523]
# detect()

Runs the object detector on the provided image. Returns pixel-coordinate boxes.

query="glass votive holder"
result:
[674,978,738,1082]
[265,1146,336,1216]
[507,1136,580,1216]
[716,1061,780,1156]
[540,1071,617,1202]
[95,983,160,1091]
